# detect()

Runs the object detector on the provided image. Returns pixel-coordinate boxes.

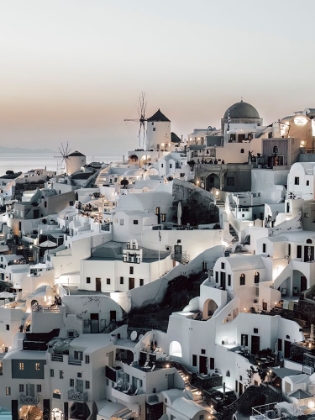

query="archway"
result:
[169,341,182,357]
[206,173,220,190]
[203,299,218,320]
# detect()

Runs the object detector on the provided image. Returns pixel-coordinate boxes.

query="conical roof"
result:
[147,109,170,122]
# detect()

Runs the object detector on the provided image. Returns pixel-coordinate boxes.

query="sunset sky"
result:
[1,0,315,155]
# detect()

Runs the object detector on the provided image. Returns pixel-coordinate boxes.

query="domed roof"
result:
[224,100,260,119]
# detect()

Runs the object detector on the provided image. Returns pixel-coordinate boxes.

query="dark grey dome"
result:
[224,100,260,119]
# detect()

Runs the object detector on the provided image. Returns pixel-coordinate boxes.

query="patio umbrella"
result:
[39,240,57,248]
[0,292,14,298]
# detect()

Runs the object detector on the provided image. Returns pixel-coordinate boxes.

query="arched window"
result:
[240,274,246,286]
[273,145,279,155]
[254,272,259,284]
[226,370,230,377]
[306,239,313,244]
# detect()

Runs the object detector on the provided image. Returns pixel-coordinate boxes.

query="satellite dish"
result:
[130,331,138,341]
[138,334,144,341]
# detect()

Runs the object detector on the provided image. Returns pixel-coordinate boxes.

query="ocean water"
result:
[0,153,123,175]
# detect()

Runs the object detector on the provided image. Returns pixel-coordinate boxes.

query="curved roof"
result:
[224,255,265,270]
[172,397,205,417]
[68,150,85,157]
[224,100,260,119]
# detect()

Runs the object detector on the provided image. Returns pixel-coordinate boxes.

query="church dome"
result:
[224,100,260,119]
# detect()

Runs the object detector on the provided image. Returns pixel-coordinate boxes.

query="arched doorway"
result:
[169,341,182,357]
[202,299,218,320]
[52,408,63,420]
[206,173,220,190]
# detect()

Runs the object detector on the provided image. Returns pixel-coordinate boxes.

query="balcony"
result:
[68,389,88,402]
[111,387,145,405]
[68,357,82,366]
[20,394,39,405]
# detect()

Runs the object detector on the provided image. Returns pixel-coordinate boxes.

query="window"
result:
[227,177,235,186]
[306,239,312,244]
[199,416,204,420]
[228,274,231,287]
[86,277,91,284]
[85,355,90,364]
[77,372,82,378]
[307,180,310,186]
[221,262,225,269]
[85,381,90,389]
[262,243,266,253]
[19,362,24,370]
[254,328,259,334]
[161,163,163,167]
[215,272,218,283]
[106,278,110,285]
[210,357,214,370]
[120,219,124,225]
[240,274,245,286]
[201,349,206,355]
[192,354,197,366]
[153,127,156,131]
[35,363,40,371]
[169,164,172,168]
[254,272,259,284]
[70,379,74,387]
[6,325,9,331]
[19,384,24,392]
[297,245,302,258]
[288,244,291,256]
[50,369,54,377]
[140,279,144,286]
[130,267,134,275]
[226,370,230,377]
[240,149,244,153]
[37,384,41,392]
[120,277,124,285]
[59,370,64,379]
[161,213,166,222]
[155,207,160,215]
[133,220,138,225]
[295,177,299,185]
[5,387,10,396]
[241,334,248,346]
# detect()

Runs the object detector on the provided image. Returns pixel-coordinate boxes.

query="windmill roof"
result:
[68,151,85,157]
[171,132,181,143]
[147,109,170,122]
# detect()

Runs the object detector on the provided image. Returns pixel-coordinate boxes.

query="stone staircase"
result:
[229,224,238,243]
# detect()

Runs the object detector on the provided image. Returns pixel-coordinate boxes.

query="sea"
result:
[0,153,123,175]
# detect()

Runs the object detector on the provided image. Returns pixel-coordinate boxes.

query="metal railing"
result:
[68,389,88,402]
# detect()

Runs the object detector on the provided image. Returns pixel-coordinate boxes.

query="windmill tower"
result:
[56,143,86,175]
[124,92,147,149]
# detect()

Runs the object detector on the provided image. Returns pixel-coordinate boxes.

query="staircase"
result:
[229,224,238,243]
[177,369,203,404]
[216,198,225,208]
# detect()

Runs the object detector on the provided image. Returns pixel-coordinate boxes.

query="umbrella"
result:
[39,240,57,248]
[0,292,14,298]
[177,201,182,226]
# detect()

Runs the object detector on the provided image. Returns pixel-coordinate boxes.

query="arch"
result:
[203,299,218,320]
[169,341,182,358]
[273,145,279,155]
[240,273,246,285]
[306,239,313,244]
[206,173,220,190]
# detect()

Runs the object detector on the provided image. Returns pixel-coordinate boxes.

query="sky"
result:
[1,0,315,155]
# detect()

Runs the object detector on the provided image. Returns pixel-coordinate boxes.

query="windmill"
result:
[124,92,147,149]
[54,143,71,173]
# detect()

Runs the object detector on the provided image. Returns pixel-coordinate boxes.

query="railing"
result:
[20,394,39,405]
[68,389,88,402]
[68,358,82,366]
[51,353,63,362]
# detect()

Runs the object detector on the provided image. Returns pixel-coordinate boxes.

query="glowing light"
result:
[294,116,307,126]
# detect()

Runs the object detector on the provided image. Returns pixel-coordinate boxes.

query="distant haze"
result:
[1,0,315,154]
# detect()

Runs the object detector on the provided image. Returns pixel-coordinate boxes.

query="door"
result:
[251,335,260,355]
[96,278,101,292]
[129,278,135,290]
[199,356,207,374]
[239,382,243,396]
[76,379,83,393]
[26,384,35,397]
[284,340,291,359]
[304,246,314,262]
[301,276,307,292]
[110,311,116,323]
[168,373,174,389]
[220,272,226,290]
[90,313,99,333]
